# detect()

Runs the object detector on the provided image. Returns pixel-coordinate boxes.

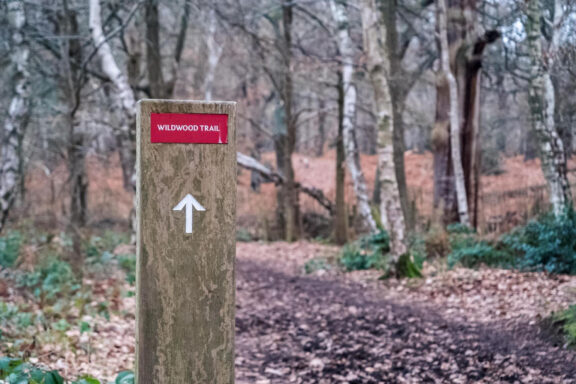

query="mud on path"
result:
[235,244,576,384]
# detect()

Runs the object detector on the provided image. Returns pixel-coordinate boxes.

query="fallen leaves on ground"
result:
[1,241,575,383]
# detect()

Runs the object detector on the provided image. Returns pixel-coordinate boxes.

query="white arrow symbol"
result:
[173,194,206,234]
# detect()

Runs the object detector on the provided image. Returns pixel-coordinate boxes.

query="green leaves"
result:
[447,208,576,275]
[114,371,134,384]
[72,376,100,384]
[0,358,65,384]
[0,357,133,384]
[0,357,24,378]
[29,369,65,384]
[339,231,391,272]
[117,254,136,286]
[0,230,22,268]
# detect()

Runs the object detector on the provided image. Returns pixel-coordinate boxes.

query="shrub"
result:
[502,209,576,274]
[446,208,576,275]
[339,231,390,272]
[447,224,514,269]
[448,240,513,269]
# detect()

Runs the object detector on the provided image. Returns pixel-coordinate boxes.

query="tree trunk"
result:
[68,125,88,231]
[0,0,30,233]
[525,0,572,216]
[90,0,138,241]
[330,0,378,234]
[89,0,136,191]
[361,0,406,256]
[334,74,348,245]
[60,2,85,276]
[278,0,300,242]
[381,0,412,232]
[437,0,470,226]
[432,0,499,226]
[145,0,167,98]
[273,113,288,239]
[316,98,327,157]
[204,9,222,101]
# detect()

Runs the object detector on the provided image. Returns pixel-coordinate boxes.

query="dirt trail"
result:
[235,255,576,383]
[10,242,575,383]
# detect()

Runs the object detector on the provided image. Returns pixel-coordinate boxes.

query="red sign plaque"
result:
[150,113,228,144]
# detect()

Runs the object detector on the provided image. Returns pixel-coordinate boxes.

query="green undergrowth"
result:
[340,231,390,272]
[544,305,576,348]
[0,228,134,370]
[0,230,23,269]
[303,258,331,274]
[447,208,576,275]
[0,357,133,384]
[338,230,422,278]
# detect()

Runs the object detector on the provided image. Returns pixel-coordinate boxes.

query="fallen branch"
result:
[237,152,334,215]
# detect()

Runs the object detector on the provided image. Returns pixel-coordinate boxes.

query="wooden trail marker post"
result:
[136,100,236,384]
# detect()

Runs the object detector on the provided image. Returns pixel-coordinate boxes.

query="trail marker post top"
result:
[136,100,236,384]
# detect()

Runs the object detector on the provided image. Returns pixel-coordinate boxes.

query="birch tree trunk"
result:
[360,0,406,255]
[330,0,378,234]
[437,0,470,226]
[0,0,30,232]
[526,0,572,216]
[90,0,139,240]
[89,0,137,190]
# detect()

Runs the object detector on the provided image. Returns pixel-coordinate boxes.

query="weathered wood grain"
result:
[136,100,236,384]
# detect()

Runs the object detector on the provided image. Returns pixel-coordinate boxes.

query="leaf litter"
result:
[0,241,575,383]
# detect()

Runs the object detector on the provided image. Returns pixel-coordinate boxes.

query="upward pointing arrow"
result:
[173,194,206,234]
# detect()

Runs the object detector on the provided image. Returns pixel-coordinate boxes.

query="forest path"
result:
[235,246,576,383]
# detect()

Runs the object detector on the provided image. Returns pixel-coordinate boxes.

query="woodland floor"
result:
[235,243,576,383]
[5,242,576,383]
